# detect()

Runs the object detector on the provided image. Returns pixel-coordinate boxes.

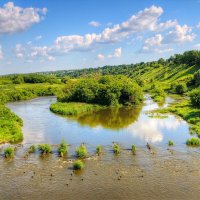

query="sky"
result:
[0,0,200,75]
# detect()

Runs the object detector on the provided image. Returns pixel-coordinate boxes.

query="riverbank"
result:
[50,102,106,116]
[1,145,200,200]
[0,83,62,143]
[149,95,200,136]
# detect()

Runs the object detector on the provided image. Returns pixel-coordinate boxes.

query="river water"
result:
[1,96,200,200]
[7,95,190,148]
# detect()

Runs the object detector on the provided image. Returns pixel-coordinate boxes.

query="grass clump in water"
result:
[38,144,52,154]
[73,160,84,170]
[4,147,15,158]
[58,140,68,157]
[113,143,120,155]
[131,144,136,155]
[76,144,87,158]
[28,145,36,153]
[168,140,174,146]
[96,145,102,155]
[186,137,200,146]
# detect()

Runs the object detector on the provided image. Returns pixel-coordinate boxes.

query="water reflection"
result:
[76,106,142,130]
[6,96,190,147]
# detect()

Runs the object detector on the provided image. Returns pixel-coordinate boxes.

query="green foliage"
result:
[4,147,15,158]
[173,83,188,94]
[113,143,120,154]
[189,88,200,108]
[57,75,143,106]
[38,144,52,154]
[194,70,200,86]
[0,105,23,143]
[76,144,87,158]
[131,144,136,154]
[73,160,84,170]
[28,145,36,153]
[150,84,166,103]
[186,137,200,146]
[58,140,68,157]
[50,102,104,116]
[96,145,102,155]
[168,140,174,146]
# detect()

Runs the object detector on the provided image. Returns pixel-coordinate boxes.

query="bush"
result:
[76,144,87,158]
[113,143,120,154]
[174,83,187,94]
[58,140,68,157]
[168,140,174,146]
[189,88,200,108]
[28,145,36,153]
[73,160,84,170]
[194,69,200,86]
[38,144,52,154]
[4,147,15,158]
[186,137,200,146]
[131,144,136,155]
[96,145,102,155]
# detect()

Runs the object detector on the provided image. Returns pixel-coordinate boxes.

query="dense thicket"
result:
[57,76,143,106]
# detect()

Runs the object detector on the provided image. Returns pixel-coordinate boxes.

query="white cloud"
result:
[108,47,122,58]
[35,35,42,41]
[163,25,196,44]
[89,21,101,27]
[197,22,200,29]
[194,44,200,49]
[0,45,3,59]
[0,2,47,34]
[14,5,194,61]
[15,44,24,58]
[97,54,105,60]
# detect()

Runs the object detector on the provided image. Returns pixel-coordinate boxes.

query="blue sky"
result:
[0,0,200,75]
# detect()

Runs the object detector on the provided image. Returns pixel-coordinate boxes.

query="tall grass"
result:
[38,144,52,154]
[76,144,87,158]
[4,147,15,158]
[73,160,84,170]
[96,145,102,155]
[113,143,120,154]
[186,137,200,146]
[58,140,68,157]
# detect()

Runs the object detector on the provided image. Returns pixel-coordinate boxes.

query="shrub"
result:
[189,88,200,108]
[38,144,52,154]
[4,147,15,158]
[58,140,68,157]
[168,140,174,146]
[194,70,200,86]
[113,143,120,154]
[186,137,200,146]
[131,144,136,154]
[73,160,84,170]
[174,83,187,94]
[76,144,87,158]
[28,145,36,153]
[96,145,102,155]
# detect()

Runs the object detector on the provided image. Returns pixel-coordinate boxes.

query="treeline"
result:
[57,76,143,106]
[2,73,60,84]
[0,84,60,104]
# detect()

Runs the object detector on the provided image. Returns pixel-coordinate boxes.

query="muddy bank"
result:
[1,146,200,200]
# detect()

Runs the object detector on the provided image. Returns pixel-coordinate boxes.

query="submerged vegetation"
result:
[28,145,36,153]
